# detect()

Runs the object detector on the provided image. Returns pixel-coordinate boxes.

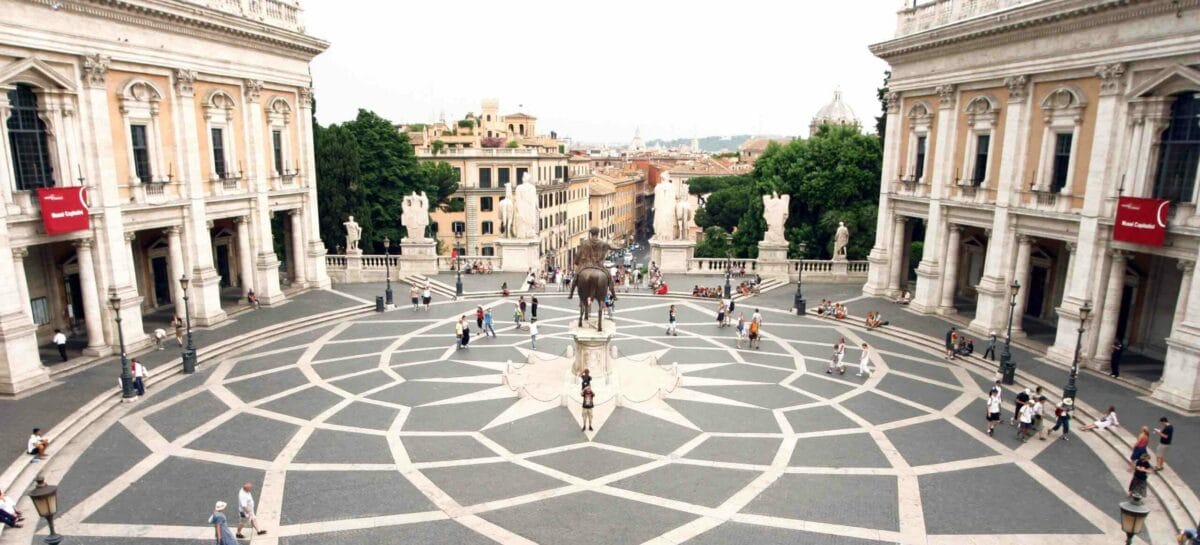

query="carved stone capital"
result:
[244,79,263,103]
[288,208,302,217]
[124,232,137,242]
[235,216,249,225]
[885,92,901,114]
[81,54,111,88]
[74,238,94,250]
[1066,241,1077,253]
[175,69,197,97]
[298,87,313,109]
[1095,63,1126,96]
[1004,75,1028,102]
[894,215,908,226]
[164,226,182,236]
[12,247,28,260]
[1017,234,1035,246]
[1178,259,1195,273]
[935,84,956,108]
[1110,248,1127,260]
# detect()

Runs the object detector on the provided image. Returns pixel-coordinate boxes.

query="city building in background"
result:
[0,0,328,393]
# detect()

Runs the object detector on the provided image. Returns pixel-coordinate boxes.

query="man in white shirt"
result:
[236,482,266,538]
[52,329,68,362]
[131,359,149,396]
[27,428,49,460]
[528,320,539,350]
[1017,401,1035,442]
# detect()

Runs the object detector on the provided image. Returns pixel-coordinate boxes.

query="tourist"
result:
[455,316,465,349]
[460,315,471,348]
[1081,405,1120,431]
[864,312,876,329]
[857,343,872,377]
[1130,426,1151,470]
[247,290,260,309]
[173,315,185,346]
[832,337,847,374]
[502,281,510,296]
[422,284,432,311]
[735,313,746,349]
[0,488,22,528]
[1178,528,1200,544]
[531,297,539,321]
[816,299,828,317]
[53,328,68,361]
[480,306,494,336]
[209,501,239,545]
[751,308,763,329]
[131,358,149,396]
[982,331,997,360]
[985,388,1002,436]
[27,428,49,460]
[1155,416,1173,471]
[513,304,524,330]
[519,296,527,322]
[604,293,615,317]
[1049,398,1072,440]
[1129,452,1155,500]
[1033,395,1047,440]
[716,300,726,328]
[748,317,761,350]
[581,386,595,432]
[1016,399,1035,442]
[945,327,958,359]
[1010,388,1031,426]
[153,327,168,350]
[529,319,538,350]
[834,303,847,320]
[236,482,267,538]
[667,305,678,336]
[410,284,420,310]
[1111,339,1124,378]
[581,369,592,390]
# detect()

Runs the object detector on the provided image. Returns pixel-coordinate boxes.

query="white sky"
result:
[305,0,896,144]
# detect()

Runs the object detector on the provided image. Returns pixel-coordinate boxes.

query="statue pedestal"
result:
[570,320,616,378]
[497,238,540,273]
[344,250,364,283]
[399,239,438,275]
[831,254,849,278]
[757,241,790,280]
[650,238,695,274]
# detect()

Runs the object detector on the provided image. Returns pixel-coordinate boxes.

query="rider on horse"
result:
[567,227,616,302]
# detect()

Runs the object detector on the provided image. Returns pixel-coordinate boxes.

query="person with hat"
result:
[208,501,239,545]
[1050,398,1074,440]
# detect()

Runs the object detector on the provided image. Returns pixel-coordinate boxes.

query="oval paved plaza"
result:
[36,294,1144,545]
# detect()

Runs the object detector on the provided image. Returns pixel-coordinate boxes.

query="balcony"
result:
[271,168,300,190]
[416,147,545,158]
[185,0,306,33]
[212,172,244,196]
[131,177,172,205]
[895,0,1036,37]
[891,176,928,199]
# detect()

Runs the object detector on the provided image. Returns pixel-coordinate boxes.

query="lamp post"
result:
[1062,301,1092,401]
[724,251,732,299]
[28,476,62,545]
[109,290,135,400]
[794,245,808,315]
[1118,498,1149,545]
[382,237,393,306]
[999,280,1020,385]
[456,266,463,298]
[179,276,197,374]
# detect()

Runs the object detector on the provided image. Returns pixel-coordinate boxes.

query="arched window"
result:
[1153,93,1200,202]
[7,84,54,189]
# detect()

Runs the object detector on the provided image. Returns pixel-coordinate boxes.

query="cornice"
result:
[870,0,1195,63]
[21,0,330,60]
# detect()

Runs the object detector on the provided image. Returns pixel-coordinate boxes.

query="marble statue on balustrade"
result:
[675,179,695,242]
[512,173,541,239]
[762,191,790,245]
[343,215,361,254]
[834,221,850,260]
[499,184,515,238]
[653,172,677,241]
[401,191,430,242]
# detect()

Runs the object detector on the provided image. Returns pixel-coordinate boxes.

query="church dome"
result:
[810,90,861,133]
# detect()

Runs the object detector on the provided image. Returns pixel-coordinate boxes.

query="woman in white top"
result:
[985,390,1002,436]
[856,343,872,377]
[1081,405,1120,431]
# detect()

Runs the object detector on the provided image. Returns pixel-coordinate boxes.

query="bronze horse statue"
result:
[575,267,610,331]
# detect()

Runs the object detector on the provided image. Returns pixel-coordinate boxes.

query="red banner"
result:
[37,187,90,235]
[1113,196,1169,247]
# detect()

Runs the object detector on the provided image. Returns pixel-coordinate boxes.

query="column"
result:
[887,216,908,295]
[235,216,255,297]
[296,88,330,289]
[939,225,962,314]
[865,92,903,296]
[1091,250,1127,368]
[1172,260,1194,331]
[0,223,47,394]
[1154,257,1200,409]
[289,209,306,287]
[910,84,958,314]
[243,79,284,305]
[1010,235,1034,334]
[11,248,30,319]
[74,239,108,355]
[165,227,185,318]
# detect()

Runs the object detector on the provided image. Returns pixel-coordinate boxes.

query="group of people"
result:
[454,259,494,274]
[815,300,849,320]
[408,284,433,311]
[692,285,724,298]
[864,311,888,329]
[943,327,981,359]
[735,276,762,296]
[825,337,873,377]
[734,308,764,350]
[208,482,267,544]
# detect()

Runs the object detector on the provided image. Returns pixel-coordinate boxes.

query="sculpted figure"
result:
[570,227,616,330]
[499,183,515,237]
[401,191,430,241]
[343,215,361,251]
[834,221,850,257]
[513,173,540,239]
[762,192,790,245]
[653,172,677,241]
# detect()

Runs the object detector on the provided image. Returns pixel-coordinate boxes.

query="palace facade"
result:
[0,0,328,393]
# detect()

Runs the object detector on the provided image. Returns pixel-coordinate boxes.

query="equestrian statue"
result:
[568,227,617,330]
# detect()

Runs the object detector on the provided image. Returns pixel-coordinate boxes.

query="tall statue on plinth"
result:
[569,227,616,330]
[401,191,429,241]
[653,172,677,241]
[762,192,790,245]
[499,183,516,237]
[512,173,540,239]
[834,221,850,260]
[343,215,362,253]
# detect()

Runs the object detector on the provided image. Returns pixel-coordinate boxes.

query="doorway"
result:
[151,256,171,305]
[1026,266,1048,320]
[216,244,231,288]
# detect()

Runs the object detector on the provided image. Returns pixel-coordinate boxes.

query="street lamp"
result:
[28,476,62,545]
[1062,301,1092,401]
[1118,498,1149,545]
[179,276,197,374]
[999,280,1020,385]
[724,251,732,299]
[109,290,135,400]
[455,265,463,298]
[382,237,393,306]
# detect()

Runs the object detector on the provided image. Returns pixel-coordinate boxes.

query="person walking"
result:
[751,308,763,330]
[857,343,872,377]
[483,308,497,337]
[53,328,68,362]
[130,358,149,396]
[235,482,267,538]
[529,320,539,350]
[666,304,678,336]
[421,284,432,311]
[748,317,761,350]
[476,306,484,332]
[455,317,465,349]
[716,300,726,328]
[983,331,997,361]
[513,304,523,330]
[1110,339,1124,377]
[1130,426,1151,470]
[1155,416,1174,471]
[1129,452,1155,499]
[531,297,539,321]
[581,386,595,431]
[518,296,527,323]
[985,388,1002,436]
[209,501,239,545]
[945,327,958,359]
[735,313,746,349]
[410,284,420,311]
[460,315,471,348]
[1050,398,1073,440]
[1016,399,1035,441]
[173,316,186,347]
[1033,395,1047,440]
[1011,388,1031,426]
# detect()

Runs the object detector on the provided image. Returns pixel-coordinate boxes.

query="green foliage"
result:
[431,140,446,155]
[908,241,923,280]
[446,197,466,212]
[876,71,891,144]
[407,123,427,132]
[457,119,475,128]
[712,151,739,159]
[506,140,520,149]
[694,226,733,258]
[695,182,753,232]
[417,161,459,205]
[686,174,742,195]
[314,123,360,252]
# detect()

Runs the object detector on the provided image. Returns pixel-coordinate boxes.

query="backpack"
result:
[749,321,759,334]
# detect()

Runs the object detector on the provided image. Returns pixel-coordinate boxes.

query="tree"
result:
[416,161,459,206]
[876,71,891,144]
[314,123,360,252]
[431,139,446,156]
[506,140,520,149]
[694,226,733,258]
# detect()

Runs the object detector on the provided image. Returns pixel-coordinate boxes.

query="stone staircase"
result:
[401,274,457,299]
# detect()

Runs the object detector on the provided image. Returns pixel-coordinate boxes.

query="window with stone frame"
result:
[482,221,494,234]
[1035,87,1086,195]
[204,90,239,180]
[1153,93,1200,203]
[211,128,228,178]
[130,124,153,183]
[6,84,55,190]
[266,97,293,179]
[1050,133,1073,194]
[480,196,493,211]
[479,167,492,188]
[962,95,999,187]
[119,79,166,185]
[905,101,933,182]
